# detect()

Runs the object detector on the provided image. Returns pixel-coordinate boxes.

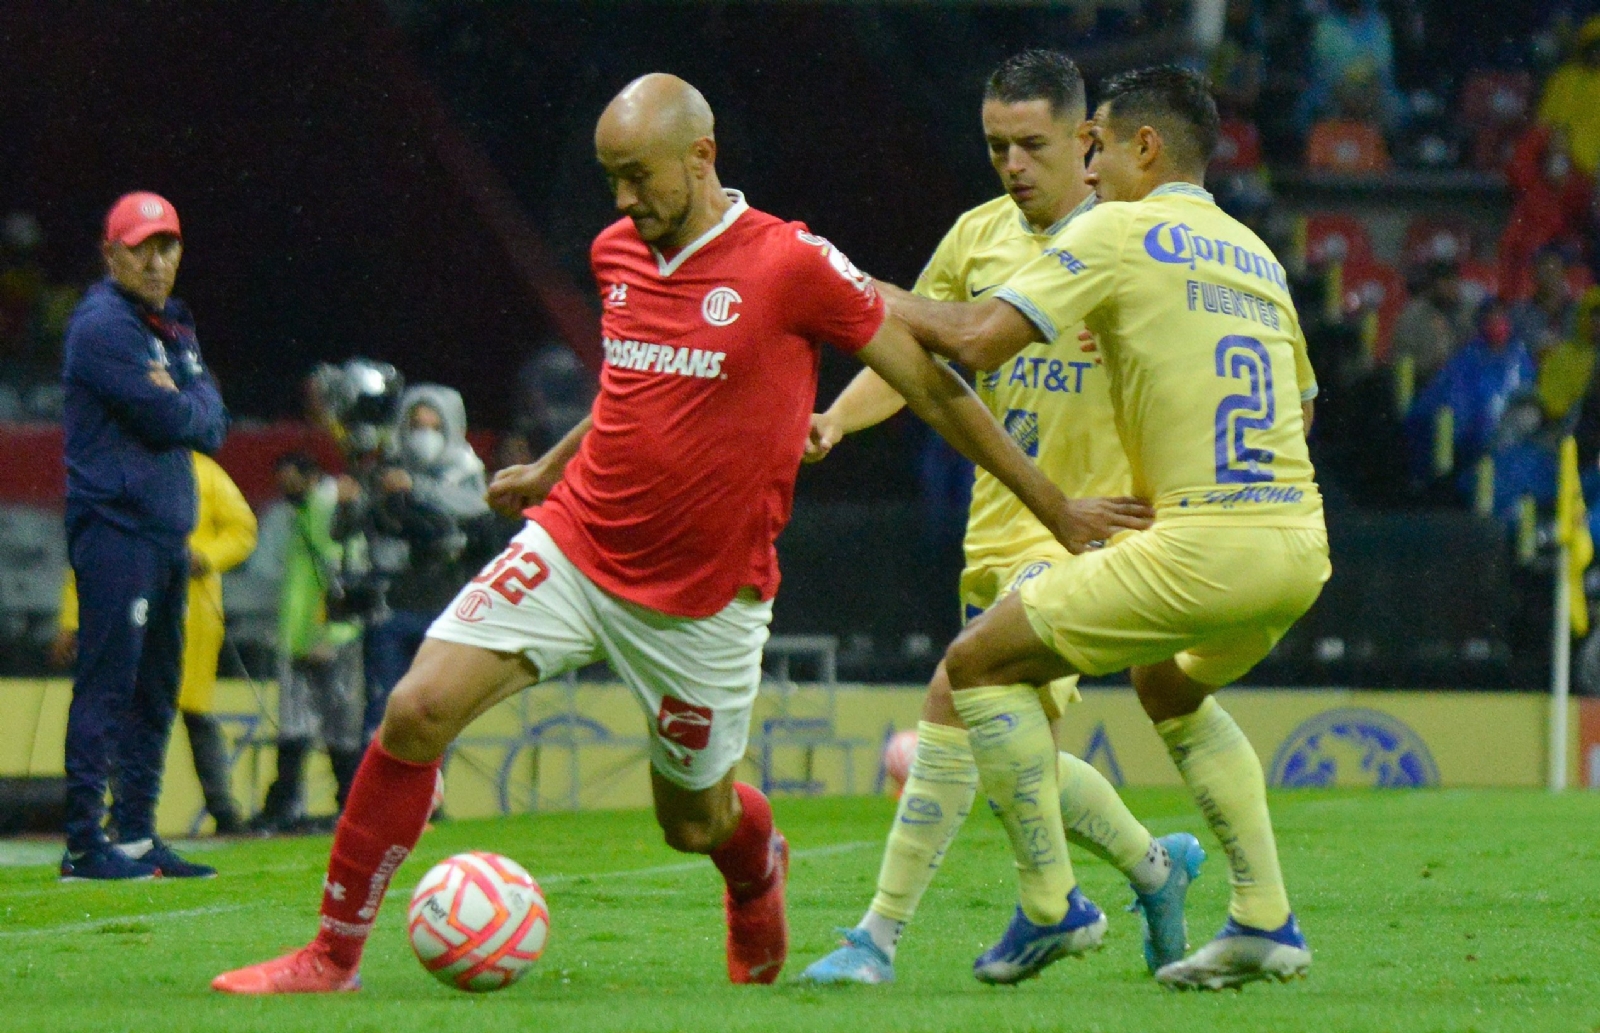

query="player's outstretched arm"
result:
[874,280,1040,372]
[487,415,592,517]
[858,317,1152,552]
[804,367,909,463]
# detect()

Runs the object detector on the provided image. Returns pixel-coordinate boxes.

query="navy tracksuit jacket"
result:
[61,278,228,851]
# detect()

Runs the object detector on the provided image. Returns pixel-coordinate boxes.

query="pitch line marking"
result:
[0,903,255,938]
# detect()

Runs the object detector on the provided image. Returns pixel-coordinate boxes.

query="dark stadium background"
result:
[1,0,1594,687]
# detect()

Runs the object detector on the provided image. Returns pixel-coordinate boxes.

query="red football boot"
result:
[725,830,789,984]
[211,943,361,994]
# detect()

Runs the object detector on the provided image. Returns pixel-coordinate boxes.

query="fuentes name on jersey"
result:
[603,336,726,379]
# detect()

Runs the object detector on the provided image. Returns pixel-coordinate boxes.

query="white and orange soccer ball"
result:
[407,851,550,992]
[882,729,918,792]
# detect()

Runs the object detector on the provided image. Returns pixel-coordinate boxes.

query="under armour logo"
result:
[607,282,628,307]
[324,879,346,901]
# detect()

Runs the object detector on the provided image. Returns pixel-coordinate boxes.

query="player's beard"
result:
[635,165,696,246]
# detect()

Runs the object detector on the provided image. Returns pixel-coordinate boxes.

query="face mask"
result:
[407,427,446,465]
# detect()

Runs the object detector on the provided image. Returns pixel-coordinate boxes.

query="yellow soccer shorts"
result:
[1018,523,1330,688]
[960,547,1081,717]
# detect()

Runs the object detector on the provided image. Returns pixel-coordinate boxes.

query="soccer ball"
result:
[882,729,918,790]
[407,851,550,992]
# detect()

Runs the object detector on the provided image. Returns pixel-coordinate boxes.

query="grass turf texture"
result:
[1,790,1596,1033]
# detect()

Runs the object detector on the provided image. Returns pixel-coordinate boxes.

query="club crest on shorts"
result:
[656,696,714,752]
[454,588,493,623]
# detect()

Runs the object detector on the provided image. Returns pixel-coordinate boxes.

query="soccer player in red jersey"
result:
[211,73,1152,994]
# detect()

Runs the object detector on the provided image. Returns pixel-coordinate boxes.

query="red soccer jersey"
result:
[529,192,886,618]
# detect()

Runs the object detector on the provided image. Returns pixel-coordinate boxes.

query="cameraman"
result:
[359,386,487,737]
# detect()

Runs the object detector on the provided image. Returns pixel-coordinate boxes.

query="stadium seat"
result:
[1306,119,1391,174]
[1461,72,1533,171]
[1402,215,1476,270]
[1459,258,1501,304]
[1459,70,1534,132]
[1304,213,1374,269]
[1212,118,1263,173]
[1340,259,1408,363]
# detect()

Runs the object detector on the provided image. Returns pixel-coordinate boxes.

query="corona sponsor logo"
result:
[1143,222,1287,289]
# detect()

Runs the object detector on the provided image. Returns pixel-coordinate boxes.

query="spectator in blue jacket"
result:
[1406,297,1536,488]
[58,192,229,880]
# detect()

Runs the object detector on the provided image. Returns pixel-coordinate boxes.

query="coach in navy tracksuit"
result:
[59,192,229,880]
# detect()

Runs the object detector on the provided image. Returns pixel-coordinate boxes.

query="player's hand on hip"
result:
[1052,496,1155,554]
[487,463,558,517]
[803,413,842,464]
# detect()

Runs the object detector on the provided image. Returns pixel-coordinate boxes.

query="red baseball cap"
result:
[103,192,182,247]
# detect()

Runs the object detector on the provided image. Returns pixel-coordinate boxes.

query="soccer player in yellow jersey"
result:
[879,65,1328,990]
[799,51,1202,988]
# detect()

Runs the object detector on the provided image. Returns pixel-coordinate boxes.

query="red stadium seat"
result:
[1305,213,1374,268]
[1212,119,1263,172]
[1459,70,1534,132]
[1341,258,1408,362]
[1402,215,1477,270]
[1307,119,1391,174]
[1459,258,1501,302]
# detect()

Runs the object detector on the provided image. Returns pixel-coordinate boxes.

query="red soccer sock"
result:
[313,741,440,968]
[710,782,777,902]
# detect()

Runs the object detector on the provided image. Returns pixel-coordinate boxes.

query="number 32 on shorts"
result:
[472,543,551,604]
[1213,334,1275,484]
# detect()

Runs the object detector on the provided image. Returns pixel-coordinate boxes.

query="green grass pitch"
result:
[2,789,1597,1033]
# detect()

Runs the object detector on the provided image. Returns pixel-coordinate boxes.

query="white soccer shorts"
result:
[427,520,772,790]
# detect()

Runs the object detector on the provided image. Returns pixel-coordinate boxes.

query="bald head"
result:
[596,73,715,156]
[595,73,728,248]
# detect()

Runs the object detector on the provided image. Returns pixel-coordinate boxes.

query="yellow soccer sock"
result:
[1057,752,1155,877]
[868,722,979,930]
[952,685,1075,925]
[1156,695,1290,930]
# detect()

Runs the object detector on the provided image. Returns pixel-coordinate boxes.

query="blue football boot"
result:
[799,928,895,985]
[972,886,1107,985]
[1128,832,1207,973]
[1155,914,1312,990]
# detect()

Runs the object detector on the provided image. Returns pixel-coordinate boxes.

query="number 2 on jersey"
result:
[1213,335,1275,484]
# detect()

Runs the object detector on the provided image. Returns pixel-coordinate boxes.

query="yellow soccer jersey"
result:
[997,182,1322,527]
[915,193,1132,570]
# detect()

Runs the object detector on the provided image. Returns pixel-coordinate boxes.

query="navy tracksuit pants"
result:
[63,518,188,853]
